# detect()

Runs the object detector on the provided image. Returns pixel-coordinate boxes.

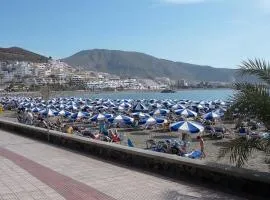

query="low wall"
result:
[0,119,269,198]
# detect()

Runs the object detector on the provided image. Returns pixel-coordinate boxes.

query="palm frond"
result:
[229,83,270,128]
[238,58,270,85]
[224,58,270,168]
[218,138,264,167]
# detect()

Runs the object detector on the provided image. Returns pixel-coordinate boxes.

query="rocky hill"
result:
[62,49,236,82]
[0,47,48,63]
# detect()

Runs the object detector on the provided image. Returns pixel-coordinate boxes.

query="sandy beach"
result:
[1,110,269,173]
[124,127,269,173]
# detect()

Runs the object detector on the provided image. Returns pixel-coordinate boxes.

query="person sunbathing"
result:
[66,125,74,134]
[111,130,120,143]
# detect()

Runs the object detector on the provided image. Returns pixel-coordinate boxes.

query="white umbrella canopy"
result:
[144,117,157,125]
[172,104,186,110]
[132,112,150,119]
[170,121,204,135]
[90,113,106,121]
[153,109,170,116]
[174,109,197,118]
[114,115,134,123]
[203,111,220,120]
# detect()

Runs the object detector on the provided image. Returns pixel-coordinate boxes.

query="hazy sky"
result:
[1,0,270,68]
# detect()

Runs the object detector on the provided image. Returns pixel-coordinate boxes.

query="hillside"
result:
[62,49,237,82]
[0,47,48,63]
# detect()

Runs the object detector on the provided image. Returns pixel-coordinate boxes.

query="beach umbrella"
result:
[132,103,148,112]
[150,102,163,109]
[81,105,93,111]
[162,101,173,108]
[90,113,106,121]
[117,106,125,112]
[203,111,220,120]
[170,121,204,134]
[48,109,56,117]
[31,107,40,113]
[59,110,71,117]
[95,105,108,110]
[70,111,89,119]
[66,105,78,111]
[40,109,55,117]
[155,117,168,124]
[83,112,91,117]
[77,111,86,118]
[171,104,185,110]
[141,117,157,125]
[215,107,227,114]
[39,109,47,115]
[153,109,170,116]
[199,101,206,105]
[197,104,204,109]
[174,109,197,118]
[120,102,132,109]
[69,112,78,119]
[103,100,116,107]
[114,115,134,123]
[104,113,114,118]
[214,99,225,105]
[132,112,149,119]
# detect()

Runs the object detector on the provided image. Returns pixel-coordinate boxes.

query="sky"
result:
[1,0,270,68]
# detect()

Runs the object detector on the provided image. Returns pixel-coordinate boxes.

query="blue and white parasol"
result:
[153,109,170,116]
[132,112,149,119]
[31,107,40,113]
[155,117,168,124]
[171,104,186,110]
[90,113,106,121]
[139,117,156,125]
[132,103,148,112]
[174,109,197,118]
[114,115,134,123]
[59,110,71,117]
[203,111,220,120]
[119,102,132,109]
[170,121,204,134]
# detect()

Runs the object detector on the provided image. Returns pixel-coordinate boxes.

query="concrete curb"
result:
[0,119,269,198]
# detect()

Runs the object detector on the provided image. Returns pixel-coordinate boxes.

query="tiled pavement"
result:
[0,130,244,200]
[0,157,65,200]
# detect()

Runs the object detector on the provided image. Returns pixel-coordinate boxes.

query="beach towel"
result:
[185,150,202,159]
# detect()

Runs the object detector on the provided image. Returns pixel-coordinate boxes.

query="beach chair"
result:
[212,127,224,139]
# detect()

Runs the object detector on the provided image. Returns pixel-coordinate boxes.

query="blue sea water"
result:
[57,89,234,101]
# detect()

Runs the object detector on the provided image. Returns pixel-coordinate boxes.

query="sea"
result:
[55,89,234,101]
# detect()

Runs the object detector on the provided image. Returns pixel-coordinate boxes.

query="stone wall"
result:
[0,119,269,198]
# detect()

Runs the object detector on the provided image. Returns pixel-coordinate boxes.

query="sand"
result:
[123,127,270,173]
[1,110,269,173]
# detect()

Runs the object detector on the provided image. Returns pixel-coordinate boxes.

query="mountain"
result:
[62,49,237,82]
[0,47,48,63]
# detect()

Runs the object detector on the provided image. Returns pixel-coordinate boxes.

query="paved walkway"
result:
[0,130,244,200]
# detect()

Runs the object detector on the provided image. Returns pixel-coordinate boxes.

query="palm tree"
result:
[218,59,270,167]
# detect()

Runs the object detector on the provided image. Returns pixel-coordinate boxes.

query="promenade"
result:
[0,129,244,200]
